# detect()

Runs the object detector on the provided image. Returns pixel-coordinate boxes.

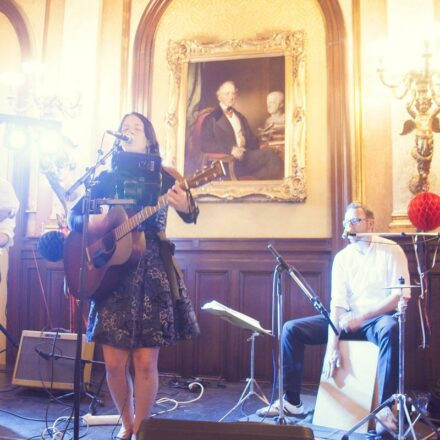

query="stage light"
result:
[3,125,30,151]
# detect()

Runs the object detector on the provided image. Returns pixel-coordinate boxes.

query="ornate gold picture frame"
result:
[166,31,306,201]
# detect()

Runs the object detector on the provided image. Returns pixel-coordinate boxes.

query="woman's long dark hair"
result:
[119,112,160,154]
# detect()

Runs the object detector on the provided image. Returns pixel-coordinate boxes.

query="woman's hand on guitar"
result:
[167,184,190,214]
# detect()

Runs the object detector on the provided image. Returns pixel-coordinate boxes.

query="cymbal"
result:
[383,285,419,289]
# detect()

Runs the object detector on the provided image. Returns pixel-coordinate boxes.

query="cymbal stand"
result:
[342,282,438,439]
[219,331,269,421]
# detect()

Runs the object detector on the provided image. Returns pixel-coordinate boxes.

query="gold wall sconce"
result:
[378,42,440,194]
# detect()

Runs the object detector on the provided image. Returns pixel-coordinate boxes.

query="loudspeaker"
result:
[12,330,95,390]
[137,419,314,440]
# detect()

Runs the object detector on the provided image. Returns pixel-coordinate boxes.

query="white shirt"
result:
[331,236,410,315]
[0,177,19,251]
[220,103,243,147]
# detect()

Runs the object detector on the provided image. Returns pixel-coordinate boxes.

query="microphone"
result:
[341,230,356,239]
[106,130,132,143]
[35,347,51,361]
[35,347,61,361]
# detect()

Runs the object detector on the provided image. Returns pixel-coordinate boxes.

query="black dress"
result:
[69,168,200,348]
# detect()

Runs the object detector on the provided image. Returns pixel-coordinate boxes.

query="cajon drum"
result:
[313,340,379,433]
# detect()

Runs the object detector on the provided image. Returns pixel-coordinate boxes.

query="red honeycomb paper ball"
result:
[407,192,440,231]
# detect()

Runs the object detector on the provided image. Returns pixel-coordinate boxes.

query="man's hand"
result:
[231,146,245,161]
[339,311,364,332]
[321,348,341,379]
[167,184,190,213]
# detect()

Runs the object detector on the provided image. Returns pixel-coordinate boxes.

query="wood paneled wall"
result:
[6,237,440,391]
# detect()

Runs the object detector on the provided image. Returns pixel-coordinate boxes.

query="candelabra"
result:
[0,61,81,120]
[378,42,440,194]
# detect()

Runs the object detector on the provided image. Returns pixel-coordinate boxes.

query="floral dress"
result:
[70,168,200,348]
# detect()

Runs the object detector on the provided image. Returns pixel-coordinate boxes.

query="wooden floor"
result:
[0,365,437,440]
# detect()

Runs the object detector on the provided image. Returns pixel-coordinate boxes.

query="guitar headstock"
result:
[184,161,226,189]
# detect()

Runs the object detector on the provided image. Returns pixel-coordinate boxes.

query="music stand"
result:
[202,301,272,421]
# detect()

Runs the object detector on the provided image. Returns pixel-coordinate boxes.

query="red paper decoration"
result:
[407,191,440,231]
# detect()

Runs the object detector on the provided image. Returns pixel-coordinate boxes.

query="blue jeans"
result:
[282,314,399,404]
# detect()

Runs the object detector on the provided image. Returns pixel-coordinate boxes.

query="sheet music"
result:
[202,300,272,336]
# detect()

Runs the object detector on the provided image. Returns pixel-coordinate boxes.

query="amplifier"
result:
[12,330,95,390]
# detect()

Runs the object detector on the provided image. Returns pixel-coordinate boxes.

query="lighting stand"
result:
[219,332,269,421]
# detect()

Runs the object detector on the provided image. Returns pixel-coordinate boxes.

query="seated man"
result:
[0,177,19,282]
[200,80,283,180]
[257,202,410,435]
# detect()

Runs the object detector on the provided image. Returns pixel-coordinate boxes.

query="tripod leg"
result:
[253,380,269,405]
[401,396,417,440]
[341,397,395,439]
[218,379,254,422]
[236,379,252,401]
[89,368,107,415]
[405,397,440,440]
[218,392,252,422]
[0,323,18,348]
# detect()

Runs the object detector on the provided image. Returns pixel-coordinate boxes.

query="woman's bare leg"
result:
[132,347,160,436]
[102,344,134,436]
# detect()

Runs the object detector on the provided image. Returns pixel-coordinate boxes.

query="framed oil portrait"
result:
[166,31,306,201]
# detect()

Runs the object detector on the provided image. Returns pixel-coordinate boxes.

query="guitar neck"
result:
[111,161,224,241]
[114,193,169,240]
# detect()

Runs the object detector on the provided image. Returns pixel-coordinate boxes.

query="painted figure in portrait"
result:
[199,81,283,180]
[184,56,285,181]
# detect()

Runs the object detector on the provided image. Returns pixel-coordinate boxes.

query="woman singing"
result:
[68,112,199,439]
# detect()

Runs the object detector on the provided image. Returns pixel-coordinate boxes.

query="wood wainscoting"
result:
[6,237,440,391]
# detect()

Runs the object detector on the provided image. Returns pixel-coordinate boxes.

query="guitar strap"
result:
[157,231,184,301]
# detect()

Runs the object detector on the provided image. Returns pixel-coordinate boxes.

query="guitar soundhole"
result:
[92,232,116,268]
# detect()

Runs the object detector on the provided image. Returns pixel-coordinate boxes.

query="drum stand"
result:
[342,284,439,440]
[219,332,269,421]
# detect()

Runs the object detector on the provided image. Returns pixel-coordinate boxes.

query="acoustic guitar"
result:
[64,161,225,300]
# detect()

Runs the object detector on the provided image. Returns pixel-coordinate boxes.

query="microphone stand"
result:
[64,144,119,200]
[267,244,338,425]
[64,144,119,440]
[268,244,339,335]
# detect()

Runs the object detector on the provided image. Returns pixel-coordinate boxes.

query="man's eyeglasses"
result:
[342,218,367,228]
